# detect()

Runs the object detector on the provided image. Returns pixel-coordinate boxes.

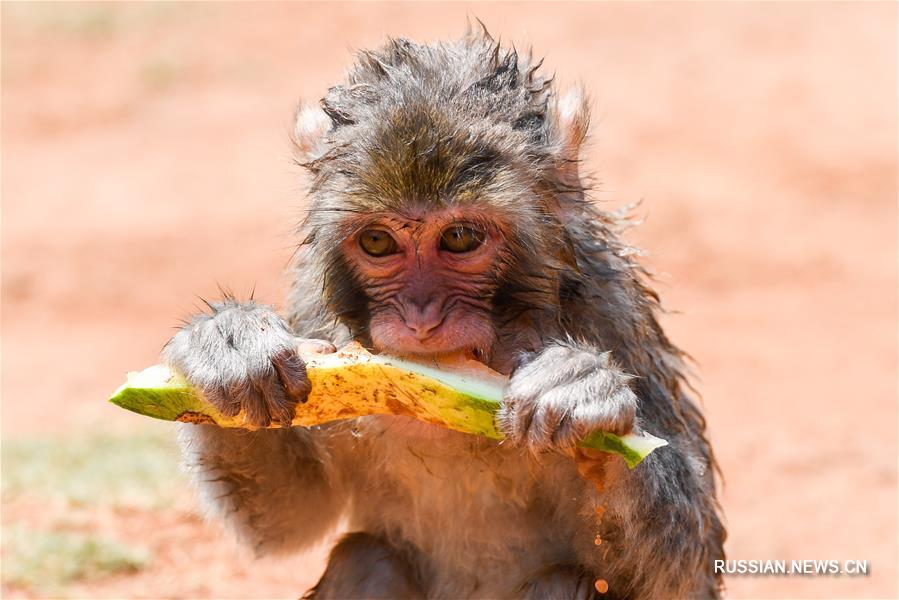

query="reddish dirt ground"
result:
[2,3,896,598]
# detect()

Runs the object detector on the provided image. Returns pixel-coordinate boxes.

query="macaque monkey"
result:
[164,27,726,599]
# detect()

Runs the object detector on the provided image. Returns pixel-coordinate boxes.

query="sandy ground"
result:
[2,2,896,598]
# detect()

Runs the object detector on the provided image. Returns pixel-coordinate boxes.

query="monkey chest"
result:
[347,419,582,578]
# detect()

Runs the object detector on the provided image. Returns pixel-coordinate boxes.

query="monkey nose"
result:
[405,314,444,340]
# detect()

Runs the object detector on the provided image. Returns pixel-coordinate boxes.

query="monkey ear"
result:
[553,86,591,181]
[293,102,330,163]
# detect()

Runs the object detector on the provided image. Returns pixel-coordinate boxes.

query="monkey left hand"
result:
[498,343,638,453]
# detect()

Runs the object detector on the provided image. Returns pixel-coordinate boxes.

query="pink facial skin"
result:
[341,209,502,358]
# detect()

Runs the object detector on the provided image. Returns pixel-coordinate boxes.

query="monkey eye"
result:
[358,228,399,257]
[440,225,485,254]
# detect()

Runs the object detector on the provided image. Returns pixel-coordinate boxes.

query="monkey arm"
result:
[178,424,347,556]
[500,341,724,594]
[161,297,351,556]
[587,434,725,598]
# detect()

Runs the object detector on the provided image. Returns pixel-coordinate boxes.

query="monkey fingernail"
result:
[296,339,337,354]
[594,534,602,546]
[594,579,609,594]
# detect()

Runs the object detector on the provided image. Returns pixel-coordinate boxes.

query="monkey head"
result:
[293,32,591,361]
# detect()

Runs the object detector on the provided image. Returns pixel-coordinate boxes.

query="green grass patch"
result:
[1,428,183,594]
[1,427,184,509]
[2,525,148,595]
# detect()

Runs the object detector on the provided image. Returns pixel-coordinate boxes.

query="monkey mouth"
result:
[369,314,495,364]
[385,345,486,362]
[466,347,487,362]
[370,338,491,367]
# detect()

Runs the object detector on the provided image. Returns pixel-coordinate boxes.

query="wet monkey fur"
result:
[164,27,726,599]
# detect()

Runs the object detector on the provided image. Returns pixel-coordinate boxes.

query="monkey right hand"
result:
[162,299,334,428]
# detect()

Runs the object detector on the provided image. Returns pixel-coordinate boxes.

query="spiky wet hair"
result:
[274,30,726,595]
[292,27,597,341]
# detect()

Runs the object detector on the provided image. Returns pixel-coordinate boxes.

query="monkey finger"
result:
[525,402,569,453]
[271,349,312,404]
[295,338,337,355]
[196,343,256,417]
[214,380,247,418]
[258,369,297,428]
[500,395,544,450]
[243,379,273,429]
[202,383,239,418]
[550,411,582,450]
[225,375,255,418]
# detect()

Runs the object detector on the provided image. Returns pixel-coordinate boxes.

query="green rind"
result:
[110,386,201,421]
[109,366,237,425]
[364,363,503,438]
[379,357,505,403]
[109,363,667,468]
[581,430,669,469]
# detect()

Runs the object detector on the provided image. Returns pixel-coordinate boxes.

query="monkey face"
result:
[340,208,501,358]
[295,35,592,361]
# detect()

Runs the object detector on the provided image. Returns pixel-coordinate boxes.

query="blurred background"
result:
[1,2,896,598]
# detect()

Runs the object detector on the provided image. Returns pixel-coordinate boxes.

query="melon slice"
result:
[109,343,667,468]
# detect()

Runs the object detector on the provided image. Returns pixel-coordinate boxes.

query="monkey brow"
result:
[349,211,425,229]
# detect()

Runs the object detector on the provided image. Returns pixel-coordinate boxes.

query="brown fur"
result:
[168,26,726,599]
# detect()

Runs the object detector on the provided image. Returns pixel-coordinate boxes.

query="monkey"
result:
[163,27,726,599]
